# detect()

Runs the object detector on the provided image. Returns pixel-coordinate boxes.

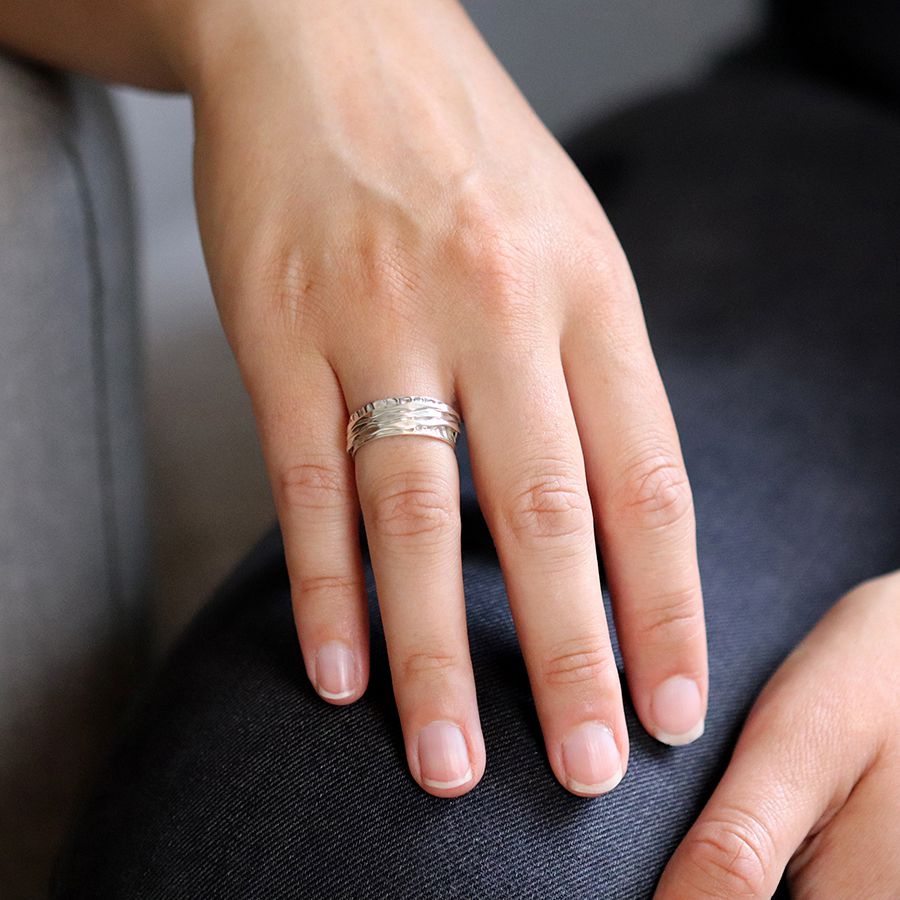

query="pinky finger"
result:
[250,349,370,704]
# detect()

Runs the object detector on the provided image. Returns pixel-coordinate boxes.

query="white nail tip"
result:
[567,766,624,796]
[654,718,705,747]
[317,687,355,701]
[422,768,473,790]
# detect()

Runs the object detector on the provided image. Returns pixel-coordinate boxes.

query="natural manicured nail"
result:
[651,675,705,745]
[561,722,623,796]
[417,720,473,790]
[315,640,357,700]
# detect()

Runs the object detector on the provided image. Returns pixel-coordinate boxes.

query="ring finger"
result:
[339,358,485,797]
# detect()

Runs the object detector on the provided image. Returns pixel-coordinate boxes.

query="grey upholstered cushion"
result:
[0,56,148,900]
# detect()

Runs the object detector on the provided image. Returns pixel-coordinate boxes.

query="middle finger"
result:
[458,337,628,797]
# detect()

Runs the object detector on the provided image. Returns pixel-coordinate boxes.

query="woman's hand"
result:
[186,0,707,797]
[657,570,900,897]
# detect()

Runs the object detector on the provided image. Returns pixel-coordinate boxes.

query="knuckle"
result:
[279,460,350,511]
[357,238,423,309]
[565,235,619,294]
[556,230,638,322]
[630,586,705,647]
[252,243,329,336]
[684,810,774,897]
[368,472,458,542]
[613,448,694,533]
[401,648,463,682]
[295,572,362,606]
[542,638,614,687]
[504,468,593,547]
[452,206,539,321]
[475,245,536,321]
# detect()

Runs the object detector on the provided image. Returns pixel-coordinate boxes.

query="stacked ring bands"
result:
[346,396,462,458]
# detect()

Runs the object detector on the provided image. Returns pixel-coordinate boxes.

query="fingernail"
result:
[315,640,357,700]
[417,721,473,790]
[561,722,623,795]
[651,675,705,745]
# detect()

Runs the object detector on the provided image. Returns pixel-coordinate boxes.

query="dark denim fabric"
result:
[54,57,900,900]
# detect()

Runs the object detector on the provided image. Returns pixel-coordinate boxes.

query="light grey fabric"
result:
[0,56,149,899]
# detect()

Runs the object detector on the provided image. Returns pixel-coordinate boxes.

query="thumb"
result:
[655,595,879,899]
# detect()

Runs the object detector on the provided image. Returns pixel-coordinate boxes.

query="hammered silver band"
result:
[346,396,462,459]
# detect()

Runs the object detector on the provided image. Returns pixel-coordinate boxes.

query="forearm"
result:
[0,0,203,89]
[0,0,481,96]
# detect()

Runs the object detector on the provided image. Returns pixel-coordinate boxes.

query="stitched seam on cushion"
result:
[58,104,124,618]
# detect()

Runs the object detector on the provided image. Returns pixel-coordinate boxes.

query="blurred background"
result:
[111,0,761,649]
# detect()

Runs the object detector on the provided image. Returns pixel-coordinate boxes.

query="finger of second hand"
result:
[654,709,823,899]
[458,341,628,798]
[655,588,889,898]
[790,748,900,895]
[349,382,485,798]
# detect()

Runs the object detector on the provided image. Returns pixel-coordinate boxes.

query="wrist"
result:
[169,0,477,101]
[135,0,283,94]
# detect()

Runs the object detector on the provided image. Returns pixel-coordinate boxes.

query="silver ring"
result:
[346,396,462,458]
